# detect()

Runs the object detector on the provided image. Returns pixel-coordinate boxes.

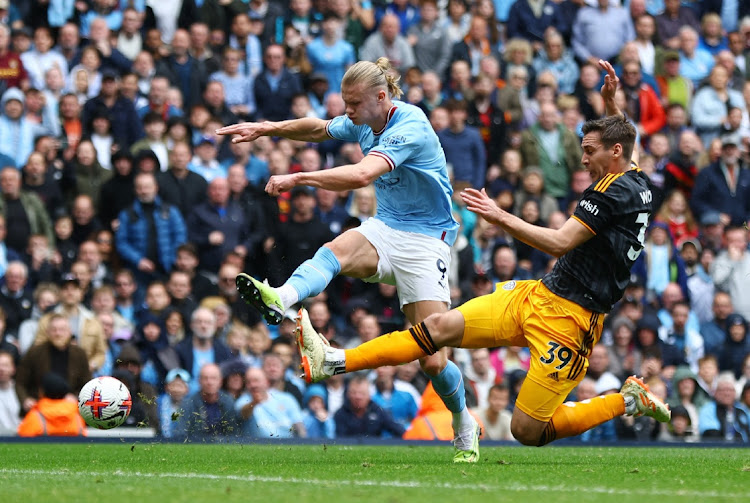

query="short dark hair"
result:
[444,98,467,112]
[581,115,637,164]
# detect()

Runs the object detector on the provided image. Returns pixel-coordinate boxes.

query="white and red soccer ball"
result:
[78,376,132,429]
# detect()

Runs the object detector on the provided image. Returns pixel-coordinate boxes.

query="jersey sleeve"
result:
[325,115,360,142]
[572,184,618,235]
[368,121,423,171]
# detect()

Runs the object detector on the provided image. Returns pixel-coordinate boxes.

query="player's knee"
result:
[418,352,445,376]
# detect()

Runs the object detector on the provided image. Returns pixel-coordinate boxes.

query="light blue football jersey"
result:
[325,100,459,246]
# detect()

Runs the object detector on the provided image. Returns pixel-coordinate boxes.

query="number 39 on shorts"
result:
[539,341,573,370]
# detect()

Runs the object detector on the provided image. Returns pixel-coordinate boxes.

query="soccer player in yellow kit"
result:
[295,60,670,447]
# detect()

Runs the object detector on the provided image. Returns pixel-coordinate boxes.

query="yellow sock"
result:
[539,393,625,445]
[345,323,436,372]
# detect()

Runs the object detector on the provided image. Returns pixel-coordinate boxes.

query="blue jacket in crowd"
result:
[690,161,750,228]
[115,197,187,273]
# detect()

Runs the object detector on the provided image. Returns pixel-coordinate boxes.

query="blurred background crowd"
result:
[0,0,748,443]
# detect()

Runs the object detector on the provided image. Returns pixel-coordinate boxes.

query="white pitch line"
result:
[0,468,746,499]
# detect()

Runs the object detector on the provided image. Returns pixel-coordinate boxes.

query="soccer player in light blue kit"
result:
[216,57,480,462]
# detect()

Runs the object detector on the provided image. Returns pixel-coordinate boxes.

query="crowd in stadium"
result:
[0,0,748,443]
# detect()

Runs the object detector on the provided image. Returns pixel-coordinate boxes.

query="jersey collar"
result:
[373,106,397,136]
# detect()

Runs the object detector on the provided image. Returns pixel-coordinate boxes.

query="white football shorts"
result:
[351,218,452,308]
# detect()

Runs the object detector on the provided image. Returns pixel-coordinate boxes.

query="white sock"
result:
[323,348,346,376]
[275,284,299,311]
[452,406,474,432]
[623,394,636,415]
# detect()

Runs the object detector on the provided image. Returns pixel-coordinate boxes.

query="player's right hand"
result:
[215,122,264,143]
[460,188,504,226]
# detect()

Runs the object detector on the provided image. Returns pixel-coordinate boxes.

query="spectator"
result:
[334,375,405,438]
[17,371,86,437]
[188,136,225,183]
[532,29,579,96]
[506,0,564,49]
[680,239,715,324]
[0,350,20,433]
[700,291,734,357]
[359,14,414,74]
[718,314,750,378]
[301,384,335,439]
[677,26,715,87]
[15,314,90,414]
[209,47,256,120]
[236,366,305,438]
[658,300,705,373]
[697,13,729,56]
[698,373,750,442]
[464,348,501,410]
[450,16,500,80]
[372,365,418,428]
[226,13,262,79]
[173,362,241,441]
[0,24,27,92]
[158,142,209,218]
[655,0,700,50]
[691,66,746,147]
[157,367,190,438]
[606,316,642,381]
[261,352,304,406]
[572,0,634,66]
[117,7,144,62]
[520,102,582,204]
[620,60,666,139]
[268,186,334,285]
[693,134,750,227]
[81,70,143,150]
[632,222,688,300]
[437,99,486,190]
[407,0,452,77]
[17,283,58,356]
[307,14,356,94]
[253,44,303,122]
[0,88,42,168]
[98,150,136,230]
[473,383,513,441]
[0,261,33,338]
[116,172,187,287]
[131,112,169,174]
[35,274,107,373]
[174,243,217,302]
[176,307,232,393]
[20,27,68,91]
[155,29,207,110]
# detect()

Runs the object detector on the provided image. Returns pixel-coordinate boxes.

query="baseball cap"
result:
[680,238,702,254]
[309,72,329,83]
[197,134,216,146]
[165,368,191,384]
[594,373,621,395]
[699,210,722,226]
[663,50,680,62]
[1,87,24,107]
[111,328,133,342]
[720,132,742,147]
[101,69,120,81]
[60,273,80,287]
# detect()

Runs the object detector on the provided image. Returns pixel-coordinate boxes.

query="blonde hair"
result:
[342,58,403,99]
[503,38,533,64]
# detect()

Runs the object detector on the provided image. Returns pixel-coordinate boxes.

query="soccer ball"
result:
[78,376,132,429]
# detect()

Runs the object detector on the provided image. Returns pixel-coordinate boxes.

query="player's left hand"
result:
[265,174,298,196]
[460,188,504,226]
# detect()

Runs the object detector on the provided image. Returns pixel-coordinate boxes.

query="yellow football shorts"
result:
[455,279,604,421]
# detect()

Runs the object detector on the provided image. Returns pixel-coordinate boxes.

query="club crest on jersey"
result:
[579,199,599,215]
[503,281,516,290]
[381,134,406,146]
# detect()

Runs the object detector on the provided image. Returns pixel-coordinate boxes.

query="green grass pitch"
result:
[1,443,749,502]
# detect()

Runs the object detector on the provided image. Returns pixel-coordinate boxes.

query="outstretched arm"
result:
[264,154,392,195]
[460,188,594,257]
[216,117,330,144]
